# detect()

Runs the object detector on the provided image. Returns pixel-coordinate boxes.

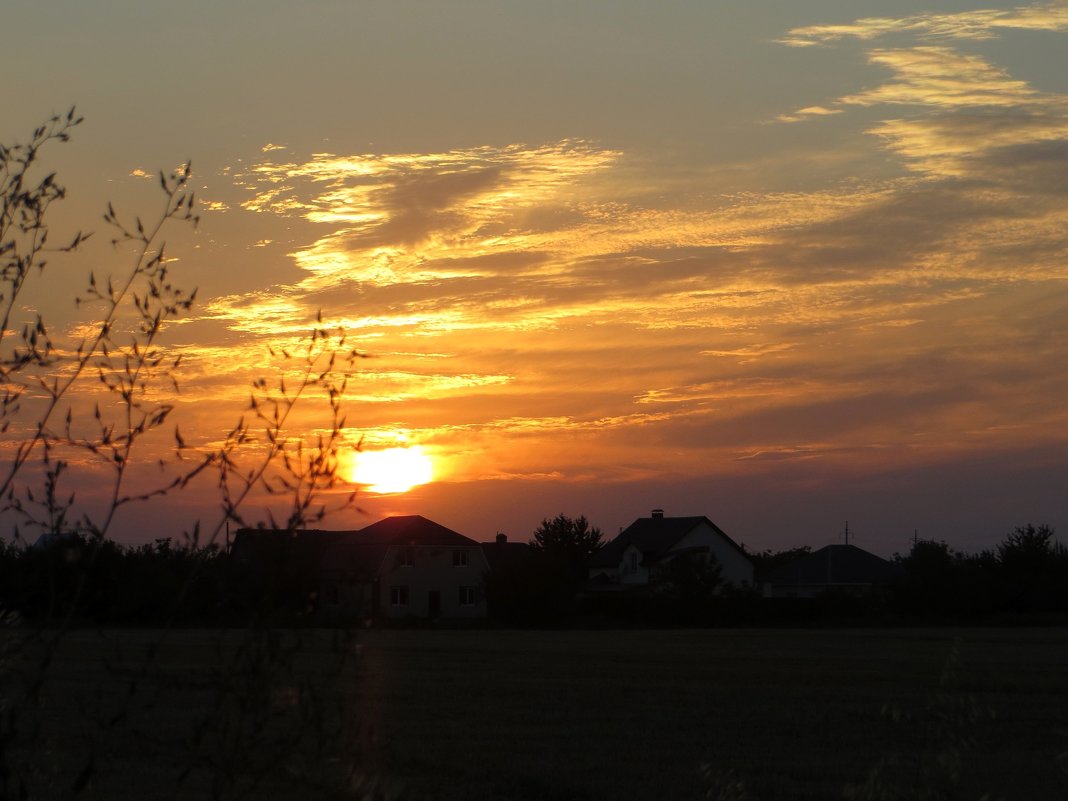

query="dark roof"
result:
[588,515,747,568]
[355,515,479,547]
[763,544,900,587]
[318,515,478,576]
[234,516,477,577]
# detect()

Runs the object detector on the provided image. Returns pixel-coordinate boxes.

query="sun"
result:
[348,446,434,494]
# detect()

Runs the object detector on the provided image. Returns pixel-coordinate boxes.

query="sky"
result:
[3,1,1068,556]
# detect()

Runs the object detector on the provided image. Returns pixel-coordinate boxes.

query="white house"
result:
[588,510,753,590]
[319,515,490,620]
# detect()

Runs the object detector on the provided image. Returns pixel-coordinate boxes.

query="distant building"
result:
[588,510,754,590]
[232,515,490,621]
[320,515,490,620]
[760,543,900,598]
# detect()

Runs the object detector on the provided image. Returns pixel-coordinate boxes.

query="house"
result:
[320,515,490,620]
[760,543,900,598]
[588,509,753,590]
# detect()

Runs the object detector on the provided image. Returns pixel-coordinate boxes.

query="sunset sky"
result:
[4,1,1068,555]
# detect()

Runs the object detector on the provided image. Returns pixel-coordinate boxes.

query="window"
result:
[625,550,639,574]
[458,586,477,606]
[399,547,414,567]
[390,585,409,606]
[453,549,469,567]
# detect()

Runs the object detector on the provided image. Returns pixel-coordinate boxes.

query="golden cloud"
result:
[781,3,1068,47]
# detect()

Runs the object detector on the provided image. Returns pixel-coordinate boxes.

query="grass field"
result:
[5,627,1068,800]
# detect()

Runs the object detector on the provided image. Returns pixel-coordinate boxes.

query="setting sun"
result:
[348,446,434,494]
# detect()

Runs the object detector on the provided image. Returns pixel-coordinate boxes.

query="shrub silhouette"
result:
[0,111,369,800]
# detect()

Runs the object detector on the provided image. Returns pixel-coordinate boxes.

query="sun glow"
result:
[348,446,434,494]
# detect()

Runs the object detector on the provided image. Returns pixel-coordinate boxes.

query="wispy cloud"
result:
[781,3,1068,47]
[780,5,1068,177]
[776,105,844,124]
[841,47,1035,108]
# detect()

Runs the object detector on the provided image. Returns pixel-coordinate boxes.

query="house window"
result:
[625,551,639,574]
[390,586,409,606]
[399,547,414,567]
[458,586,477,606]
[453,549,469,567]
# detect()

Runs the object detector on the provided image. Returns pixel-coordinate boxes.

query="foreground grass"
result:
[356,628,1067,801]
[4,628,362,800]
[5,627,1067,800]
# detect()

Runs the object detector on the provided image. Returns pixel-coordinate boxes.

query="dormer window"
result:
[453,549,469,567]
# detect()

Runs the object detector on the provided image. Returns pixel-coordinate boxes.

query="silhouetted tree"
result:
[0,533,229,624]
[890,527,1068,618]
[996,524,1068,612]
[998,523,1056,563]
[529,513,604,580]
[0,112,365,799]
[483,552,571,626]
[895,539,964,616]
[893,538,1005,618]
[486,514,602,625]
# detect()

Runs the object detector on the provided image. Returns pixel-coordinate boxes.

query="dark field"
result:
[6,627,1068,800]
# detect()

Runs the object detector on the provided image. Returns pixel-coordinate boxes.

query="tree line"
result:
[486,518,1068,625]
[2,518,1066,626]
[890,524,1068,617]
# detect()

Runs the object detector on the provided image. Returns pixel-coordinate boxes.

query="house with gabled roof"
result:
[588,509,753,590]
[760,543,900,598]
[320,515,490,620]
[232,515,490,620]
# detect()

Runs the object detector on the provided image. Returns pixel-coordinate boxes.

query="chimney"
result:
[495,532,507,544]
[651,509,664,519]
